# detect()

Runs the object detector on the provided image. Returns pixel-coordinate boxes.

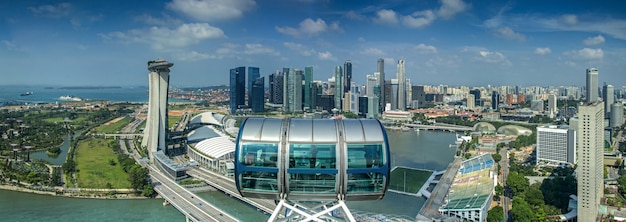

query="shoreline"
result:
[0,184,152,200]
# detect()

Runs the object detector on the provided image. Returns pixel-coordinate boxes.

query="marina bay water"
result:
[0,85,151,104]
[0,130,457,220]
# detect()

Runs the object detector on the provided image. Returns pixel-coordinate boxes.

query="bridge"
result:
[150,165,238,222]
[405,123,472,132]
[103,133,143,139]
[186,167,277,215]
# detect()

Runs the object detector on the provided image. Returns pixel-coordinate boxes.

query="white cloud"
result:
[373,9,398,24]
[216,43,239,56]
[361,48,386,56]
[475,50,511,66]
[437,0,469,20]
[534,47,551,55]
[402,10,436,29]
[176,51,214,61]
[584,35,605,45]
[494,27,525,41]
[560,14,578,25]
[564,48,604,60]
[244,44,279,56]
[167,0,255,21]
[283,42,315,56]
[345,11,366,21]
[318,51,337,61]
[415,43,438,54]
[100,23,225,51]
[135,14,183,26]
[29,3,72,18]
[276,18,340,38]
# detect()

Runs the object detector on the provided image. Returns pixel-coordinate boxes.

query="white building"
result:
[536,125,576,166]
[586,68,599,103]
[142,59,173,160]
[548,94,557,118]
[573,101,604,222]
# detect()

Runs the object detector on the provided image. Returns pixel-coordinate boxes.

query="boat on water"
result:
[58,95,83,101]
[20,92,33,96]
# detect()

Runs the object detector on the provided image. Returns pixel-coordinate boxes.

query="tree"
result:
[495,184,504,196]
[525,185,545,206]
[487,206,504,222]
[492,153,502,163]
[128,165,149,190]
[511,197,536,222]
[618,176,626,194]
[506,171,529,195]
[142,183,154,197]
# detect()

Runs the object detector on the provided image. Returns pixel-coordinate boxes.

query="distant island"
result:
[58,86,122,90]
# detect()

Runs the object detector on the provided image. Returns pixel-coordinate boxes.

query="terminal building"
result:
[234,118,391,221]
[185,112,236,176]
[439,154,496,222]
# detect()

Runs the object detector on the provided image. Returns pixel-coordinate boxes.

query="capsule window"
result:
[240,143,279,167]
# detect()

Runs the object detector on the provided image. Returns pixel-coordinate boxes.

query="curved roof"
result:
[187,125,220,143]
[473,122,496,133]
[189,111,222,126]
[194,136,235,159]
[497,125,532,136]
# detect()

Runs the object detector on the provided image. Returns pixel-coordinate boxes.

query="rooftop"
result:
[440,154,495,211]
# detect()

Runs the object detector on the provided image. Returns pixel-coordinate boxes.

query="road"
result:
[499,148,510,221]
[186,167,277,214]
[150,165,238,222]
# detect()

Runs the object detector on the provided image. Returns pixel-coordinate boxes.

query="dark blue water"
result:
[0,86,150,104]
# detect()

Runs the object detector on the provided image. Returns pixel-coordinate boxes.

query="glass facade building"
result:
[234,118,390,201]
[229,67,246,114]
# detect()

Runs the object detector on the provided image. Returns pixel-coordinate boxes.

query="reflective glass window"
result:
[287,144,337,194]
[347,143,385,169]
[346,174,385,193]
[240,171,278,192]
[240,143,279,167]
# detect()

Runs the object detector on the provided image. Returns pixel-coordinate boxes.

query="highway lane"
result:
[500,148,510,221]
[186,167,277,214]
[150,166,238,222]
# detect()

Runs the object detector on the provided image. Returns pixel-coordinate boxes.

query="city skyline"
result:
[1,0,626,87]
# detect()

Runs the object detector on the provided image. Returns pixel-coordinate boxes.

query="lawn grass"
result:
[93,116,131,134]
[74,138,131,188]
[389,167,432,193]
[43,117,88,123]
[168,115,182,128]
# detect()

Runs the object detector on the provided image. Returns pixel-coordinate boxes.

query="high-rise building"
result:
[303,66,313,110]
[548,94,557,117]
[412,85,426,108]
[603,84,614,118]
[334,66,343,110]
[343,60,352,93]
[469,89,481,107]
[574,101,604,222]
[143,59,173,160]
[247,67,260,104]
[390,79,399,110]
[230,67,246,114]
[586,68,599,103]
[366,74,377,97]
[491,91,499,110]
[536,125,576,165]
[377,58,385,113]
[467,94,475,109]
[250,77,265,112]
[269,71,284,105]
[396,59,406,111]
[611,103,624,128]
[283,69,303,112]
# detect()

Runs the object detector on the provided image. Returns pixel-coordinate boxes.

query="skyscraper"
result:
[143,59,173,160]
[377,58,385,114]
[269,71,284,105]
[536,125,576,165]
[396,59,406,111]
[334,66,343,110]
[548,94,557,117]
[491,91,499,110]
[284,69,303,112]
[247,67,260,104]
[251,76,265,113]
[586,68,599,103]
[574,101,604,222]
[343,60,352,93]
[603,84,614,118]
[611,103,624,128]
[229,67,246,114]
[304,66,313,110]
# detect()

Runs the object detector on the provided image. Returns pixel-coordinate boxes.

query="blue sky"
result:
[1,0,625,87]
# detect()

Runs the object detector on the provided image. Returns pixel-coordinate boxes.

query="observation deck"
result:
[147,59,173,71]
[234,118,390,202]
